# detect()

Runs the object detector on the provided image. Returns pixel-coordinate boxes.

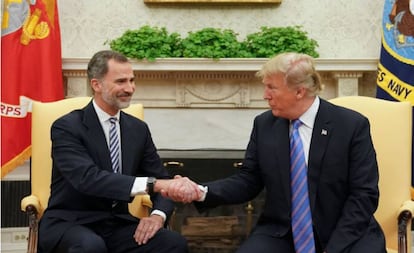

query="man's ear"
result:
[90,79,101,93]
[296,86,306,99]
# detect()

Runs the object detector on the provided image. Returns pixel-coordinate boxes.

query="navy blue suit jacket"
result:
[38,101,174,252]
[196,99,385,252]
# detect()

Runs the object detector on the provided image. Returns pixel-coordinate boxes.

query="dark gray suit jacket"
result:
[196,99,385,253]
[38,101,174,252]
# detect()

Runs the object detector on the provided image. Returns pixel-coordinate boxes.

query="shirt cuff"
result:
[130,177,148,196]
[151,210,167,222]
[198,185,208,201]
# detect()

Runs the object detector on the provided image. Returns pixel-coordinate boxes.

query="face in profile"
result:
[263,72,300,119]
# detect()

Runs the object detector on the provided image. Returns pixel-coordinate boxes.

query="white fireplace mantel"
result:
[62,58,378,150]
[63,58,378,108]
[63,58,378,72]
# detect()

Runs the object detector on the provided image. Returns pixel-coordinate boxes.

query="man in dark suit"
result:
[168,52,387,253]
[38,50,200,253]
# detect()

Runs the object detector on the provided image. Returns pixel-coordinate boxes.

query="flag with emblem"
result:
[376,0,414,195]
[1,0,64,177]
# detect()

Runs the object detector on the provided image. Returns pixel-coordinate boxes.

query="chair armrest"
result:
[21,195,41,213]
[399,200,414,214]
[397,200,414,253]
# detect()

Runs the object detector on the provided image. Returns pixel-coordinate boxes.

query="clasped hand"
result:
[160,175,204,203]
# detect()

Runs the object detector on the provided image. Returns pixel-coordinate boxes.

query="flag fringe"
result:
[411,187,414,201]
[1,146,31,178]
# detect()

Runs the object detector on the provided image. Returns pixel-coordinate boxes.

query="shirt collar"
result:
[298,96,320,128]
[92,100,120,123]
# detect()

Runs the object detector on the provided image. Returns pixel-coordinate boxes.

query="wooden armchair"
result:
[20,97,152,253]
[329,96,414,253]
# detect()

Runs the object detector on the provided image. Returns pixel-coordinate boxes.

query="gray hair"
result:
[256,52,323,96]
[87,50,129,82]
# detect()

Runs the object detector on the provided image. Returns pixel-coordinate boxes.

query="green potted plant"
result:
[107,25,182,62]
[106,25,319,61]
[243,26,319,58]
[180,27,251,59]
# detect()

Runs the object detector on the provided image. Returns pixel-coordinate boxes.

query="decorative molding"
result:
[63,70,87,77]
[136,72,174,80]
[62,58,378,108]
[332,72,364,79]
[176,79,250,107]
[62,58,379,72]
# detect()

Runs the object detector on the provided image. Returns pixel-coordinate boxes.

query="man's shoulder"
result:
[55,108,85,123]
[255,109,273,120]
[322,99,367,121]
[120,110,145,125]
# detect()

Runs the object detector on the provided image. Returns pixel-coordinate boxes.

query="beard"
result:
[117,99,131,109]
[102,91,131,110]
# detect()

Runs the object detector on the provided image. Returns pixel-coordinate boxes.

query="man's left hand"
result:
[133,214,164,245]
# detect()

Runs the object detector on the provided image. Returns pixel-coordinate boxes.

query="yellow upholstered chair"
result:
[329,96,414,253]
[20,97,152,253]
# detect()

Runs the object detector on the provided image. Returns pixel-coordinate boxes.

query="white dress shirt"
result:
[93,100,166,220]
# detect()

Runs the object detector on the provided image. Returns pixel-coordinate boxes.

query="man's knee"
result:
[56,231,107,253]
[153,229,188,253]
[66,236,107,253]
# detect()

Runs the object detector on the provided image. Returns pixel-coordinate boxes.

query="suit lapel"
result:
[308,100,333,211]
[82,102,113,173]
[273,118,291,203]
[119,112,134,176]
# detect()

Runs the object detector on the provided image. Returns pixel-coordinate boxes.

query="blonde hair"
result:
[256,52,323,96]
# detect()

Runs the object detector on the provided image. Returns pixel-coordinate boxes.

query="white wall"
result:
[57,0,383,59]
[57,0,384,150]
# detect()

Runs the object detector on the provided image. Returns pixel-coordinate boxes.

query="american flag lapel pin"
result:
[321,129,328,136]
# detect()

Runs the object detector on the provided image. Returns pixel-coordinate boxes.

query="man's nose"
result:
[263,89,271,100]
[125,82,135,92]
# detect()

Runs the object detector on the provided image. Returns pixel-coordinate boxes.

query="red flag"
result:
[1,0,64,177]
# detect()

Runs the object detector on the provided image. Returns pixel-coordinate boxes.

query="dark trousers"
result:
[236,230,323,253]
[236,225,385,253]
[53,217,188,253]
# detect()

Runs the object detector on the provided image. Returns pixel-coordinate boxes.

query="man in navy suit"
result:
[168,52,387,253]
[38,50,200,253]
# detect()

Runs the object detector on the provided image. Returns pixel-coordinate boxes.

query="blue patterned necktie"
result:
[290,119,315,253]
[109,117,120,173]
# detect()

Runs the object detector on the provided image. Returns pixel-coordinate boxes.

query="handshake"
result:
[155,175,205,203]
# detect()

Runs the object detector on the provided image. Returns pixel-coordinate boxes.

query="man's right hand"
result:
[156,175,204,203]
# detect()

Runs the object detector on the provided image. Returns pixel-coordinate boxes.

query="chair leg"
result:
[245,201,254,239]
[398,210,412,253]
[26,205,39,253]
